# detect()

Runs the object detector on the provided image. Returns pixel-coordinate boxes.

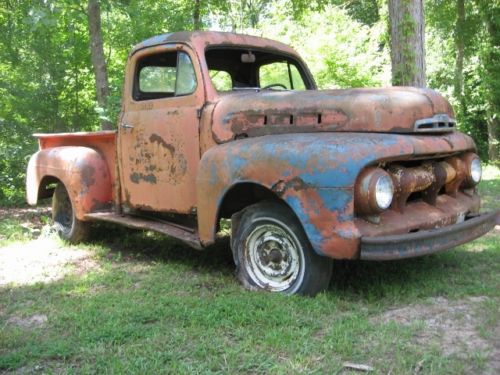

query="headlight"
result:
[355,168,394,215]
[375,174,394,210]
[462,153,482,186]
[470,158,482,184]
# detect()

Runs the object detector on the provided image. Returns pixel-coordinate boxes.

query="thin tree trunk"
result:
[87,0,112,130]
[193,0,201,30]
[454,0,466,116]
[483,10,499,164]
[388,0,426,87]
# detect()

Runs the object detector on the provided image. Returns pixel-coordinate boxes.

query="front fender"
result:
[26,146,112,220]
[196,132,476,259]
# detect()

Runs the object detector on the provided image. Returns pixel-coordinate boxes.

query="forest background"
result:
[0,0,498,204]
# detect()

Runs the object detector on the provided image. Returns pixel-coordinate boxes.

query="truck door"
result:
[118,44,203,213]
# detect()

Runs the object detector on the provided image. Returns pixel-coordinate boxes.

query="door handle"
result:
[121,123,134,129]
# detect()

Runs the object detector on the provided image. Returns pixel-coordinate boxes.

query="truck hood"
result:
[211,87,455,143]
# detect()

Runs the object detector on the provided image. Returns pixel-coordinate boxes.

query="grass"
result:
[0,166,498,374]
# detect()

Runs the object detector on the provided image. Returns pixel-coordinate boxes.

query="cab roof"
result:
[131,31,298,56]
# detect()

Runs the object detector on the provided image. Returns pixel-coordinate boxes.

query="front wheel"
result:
[232,202,333,296]
[52,183,89,243]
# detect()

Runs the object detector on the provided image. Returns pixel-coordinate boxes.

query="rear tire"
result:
[232,201,333,296]
[52,183,89,243]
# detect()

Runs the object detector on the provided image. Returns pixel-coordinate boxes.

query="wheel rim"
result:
[245,222,303,292]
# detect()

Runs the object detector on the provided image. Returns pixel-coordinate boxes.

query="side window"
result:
[259,62,306,90]
[290,64,306,90]
[134,51,197,101]
[210,70,232,91]
[139,66,176,93]
[176,52,197,95]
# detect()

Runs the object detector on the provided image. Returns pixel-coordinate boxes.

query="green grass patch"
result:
[479,164,500,211]
[0,166,499,373]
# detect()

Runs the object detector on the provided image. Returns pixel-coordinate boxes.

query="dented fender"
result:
[26,146,113,220]
[196,132,476,259]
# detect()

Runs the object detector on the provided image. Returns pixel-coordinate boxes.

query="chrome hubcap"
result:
[245,223,301,291]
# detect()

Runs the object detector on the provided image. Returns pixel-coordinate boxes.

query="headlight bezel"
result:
[469,157,482,184]
[462,153,482,187]
[355,167,395,216]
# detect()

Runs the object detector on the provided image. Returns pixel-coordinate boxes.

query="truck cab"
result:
[27,31,499,296]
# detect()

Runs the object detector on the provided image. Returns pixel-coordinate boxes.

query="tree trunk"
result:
[483,8,499,164]
[87,0,112,130]
[388,0,426,87]
[193,0,201,30]
[454,0,466,116]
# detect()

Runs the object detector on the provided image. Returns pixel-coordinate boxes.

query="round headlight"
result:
[461,153,482,187]
[470,158,482,184]
[355,168,394,215]
[375,174,394,210]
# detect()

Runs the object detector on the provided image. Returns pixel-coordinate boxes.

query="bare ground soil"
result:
[372,296,500,374]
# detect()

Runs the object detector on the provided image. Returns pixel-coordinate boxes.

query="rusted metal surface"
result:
[360,211,498,260]
[118,44,203,213]
[85,212,201,249]
[27,145,113,220]
[355,191,481,238]
[389,163,434,212]
[131,31,298,58]
[210,87,454,143]
[196,131,478,259]
[34,131,117,184]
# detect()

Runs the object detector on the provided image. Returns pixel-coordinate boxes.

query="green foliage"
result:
[426,0,499,161]
[0,0,194,205]
[0,0,497,204]
[260,2,390,89]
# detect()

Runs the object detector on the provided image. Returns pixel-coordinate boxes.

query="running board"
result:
[85,212,202,250]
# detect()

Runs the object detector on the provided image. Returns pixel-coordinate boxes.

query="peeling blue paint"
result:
[284,195,324,254]
[317,188,353,221]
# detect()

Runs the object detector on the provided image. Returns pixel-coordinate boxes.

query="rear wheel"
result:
[232,201,333,296]
[52,183,89,243]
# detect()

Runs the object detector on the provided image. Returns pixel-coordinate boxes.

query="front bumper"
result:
[360,211,499,260]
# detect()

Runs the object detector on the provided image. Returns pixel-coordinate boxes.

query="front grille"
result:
[385,154,470,213]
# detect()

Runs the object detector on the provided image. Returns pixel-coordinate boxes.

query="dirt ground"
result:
[372,297,500,374]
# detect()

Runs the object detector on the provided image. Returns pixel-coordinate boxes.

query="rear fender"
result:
[26,146,113,220]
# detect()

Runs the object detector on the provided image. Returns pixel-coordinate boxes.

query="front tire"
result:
[232,202,333,296]
[52,183,89,243]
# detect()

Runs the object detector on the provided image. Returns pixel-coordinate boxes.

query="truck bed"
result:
[34,131,117,183]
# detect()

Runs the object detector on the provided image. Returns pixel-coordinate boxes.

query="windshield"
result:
[205,47,312,92]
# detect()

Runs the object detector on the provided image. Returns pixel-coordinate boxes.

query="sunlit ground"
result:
[0,238,98,286]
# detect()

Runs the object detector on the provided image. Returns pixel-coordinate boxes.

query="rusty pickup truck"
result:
[26,31,499,295]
